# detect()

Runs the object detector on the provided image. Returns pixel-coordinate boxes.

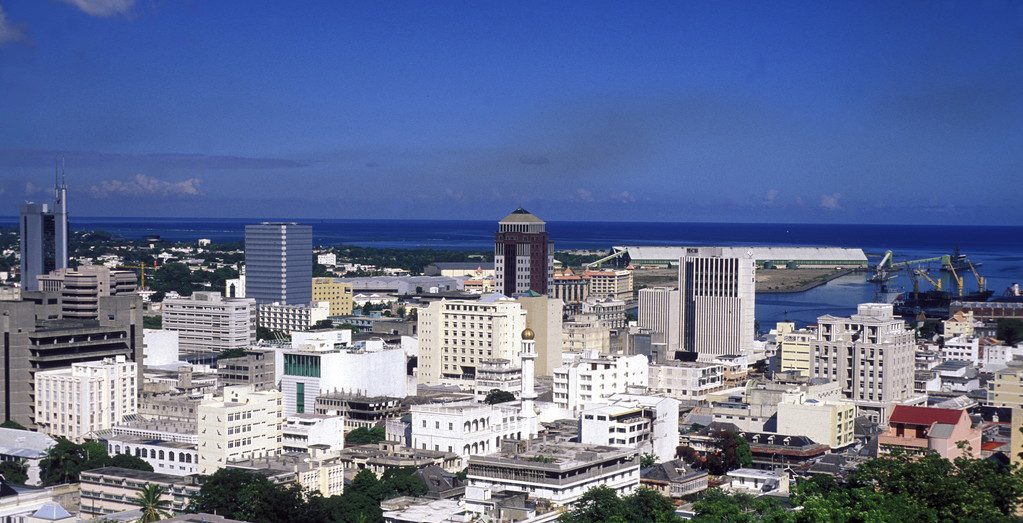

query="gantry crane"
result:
[948,265,964,297]
[968,261,986,293]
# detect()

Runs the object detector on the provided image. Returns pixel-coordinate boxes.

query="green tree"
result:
[107,453,154,472]
[143,316,163,329]
[483,389,516,405]
[0,460,28,485]
[0,420,27,430]
[345,427,387,445]
[217,348,248,360]
[997,318,1023,345]
[623,487,680,523]
[134,484,172,523]
[313,319,334,329]
[39,438,109,485]
[558,485,627,523]
[691,489,790,523]
[640,453,658,469]
[188,468,309,523]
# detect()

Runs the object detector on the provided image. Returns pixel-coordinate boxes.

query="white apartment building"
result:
[941,336,1022,369]
[647,361,725,401]
[583,269,634,301]
[811,303,917,421]
[417,294,527,388]
[197,385,284,474]
[579,393,680,463]
[638,287,680,350]
[553,351,648,413]
[34,356,137,442]
[281,335,408,416]
[317,253,337,266]
[162,291,256,354]
[258,301,331,333]
[678,248,756,358]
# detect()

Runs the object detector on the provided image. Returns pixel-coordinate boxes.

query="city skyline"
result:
[0,2,1020,225]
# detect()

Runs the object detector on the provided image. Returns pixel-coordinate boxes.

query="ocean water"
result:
[2,216,1020,327]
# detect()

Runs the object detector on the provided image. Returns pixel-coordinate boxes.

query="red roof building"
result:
[879,405,981,460]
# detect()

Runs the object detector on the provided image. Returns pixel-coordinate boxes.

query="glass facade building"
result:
[244,222,312,305]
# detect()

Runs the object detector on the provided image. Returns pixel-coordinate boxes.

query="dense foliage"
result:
[345,426,387,445]
[0,460,28,485]
[558,486,678,523]
[143,316,163,329]
[997,318,1023,345]
[678,430,753,475]
[0,420,27,430]
[39,438,152,485]
[189,467,426,523]
[484,389,516,405]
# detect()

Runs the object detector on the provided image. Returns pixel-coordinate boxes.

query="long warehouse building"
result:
[598,246,867,269]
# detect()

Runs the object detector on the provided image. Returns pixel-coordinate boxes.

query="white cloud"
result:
[820,192,843,211]
[24,181,44,195]
[59,0,134,17]
[445,188,464,201]
[0,5,28,46]
[89,174,201,198]
[574,188,595,202]
[765,189,779,202]
[611,191,636,203]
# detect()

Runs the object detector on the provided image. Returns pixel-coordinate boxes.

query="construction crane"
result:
[117,262,154,289]
[968,261,985,292]
[948,264,964,297]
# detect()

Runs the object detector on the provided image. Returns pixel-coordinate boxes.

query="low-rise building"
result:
[466,439,639,506]
[639,459,708,498]
[336,441,461,475]
[104,433,198,476]
[473,359,522,403]
[217,348,277,392]
[647,361,725,402]
[258,302,331,333]
[411,402,537,466]
[229,450,345,497]
[282,414,346,453]
[878,405,982,460]
[725,468,789,494]
[0,428,55,486]
[79,467,201,519]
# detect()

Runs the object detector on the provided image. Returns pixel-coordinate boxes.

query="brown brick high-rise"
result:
[494,208,554,296]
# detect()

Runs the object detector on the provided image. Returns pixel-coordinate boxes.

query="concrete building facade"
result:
[37,266,137,319]
[162,292,257,355]
[552,351,648,413]
[638,287,680,351]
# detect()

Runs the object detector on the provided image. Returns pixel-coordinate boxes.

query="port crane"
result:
[968,261,985,292]
[948,265,964,297]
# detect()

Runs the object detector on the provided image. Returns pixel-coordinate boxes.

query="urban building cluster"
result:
[2,189,1021,522]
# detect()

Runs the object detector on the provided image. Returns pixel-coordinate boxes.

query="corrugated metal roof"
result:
[613,246,867,262]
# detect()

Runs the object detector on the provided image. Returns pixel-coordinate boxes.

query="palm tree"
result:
[134,484,172,523]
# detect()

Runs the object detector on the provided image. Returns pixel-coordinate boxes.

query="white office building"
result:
[162,291,257,354]
[678,247,756,358]
[34,356,137,443]
[197,385,284,474]
[258,301,331,334]
[417,294,527,388]
[281,333,408,416]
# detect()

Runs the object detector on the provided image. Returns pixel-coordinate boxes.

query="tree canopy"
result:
[39,439,152,485]
[484,389,516,405]
[345,426,387,445]
[558,486,678,523]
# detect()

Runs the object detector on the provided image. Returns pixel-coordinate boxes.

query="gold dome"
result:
[521,328,535,340]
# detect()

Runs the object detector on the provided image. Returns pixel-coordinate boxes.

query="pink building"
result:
[879,405,982,460]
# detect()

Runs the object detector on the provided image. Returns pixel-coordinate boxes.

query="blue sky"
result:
[0,1,1020,224]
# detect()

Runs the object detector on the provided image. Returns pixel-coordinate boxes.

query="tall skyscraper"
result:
[678,247,755,359]
[20,175,68,292]
[245,222,312,305]
[494,208,554,296]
